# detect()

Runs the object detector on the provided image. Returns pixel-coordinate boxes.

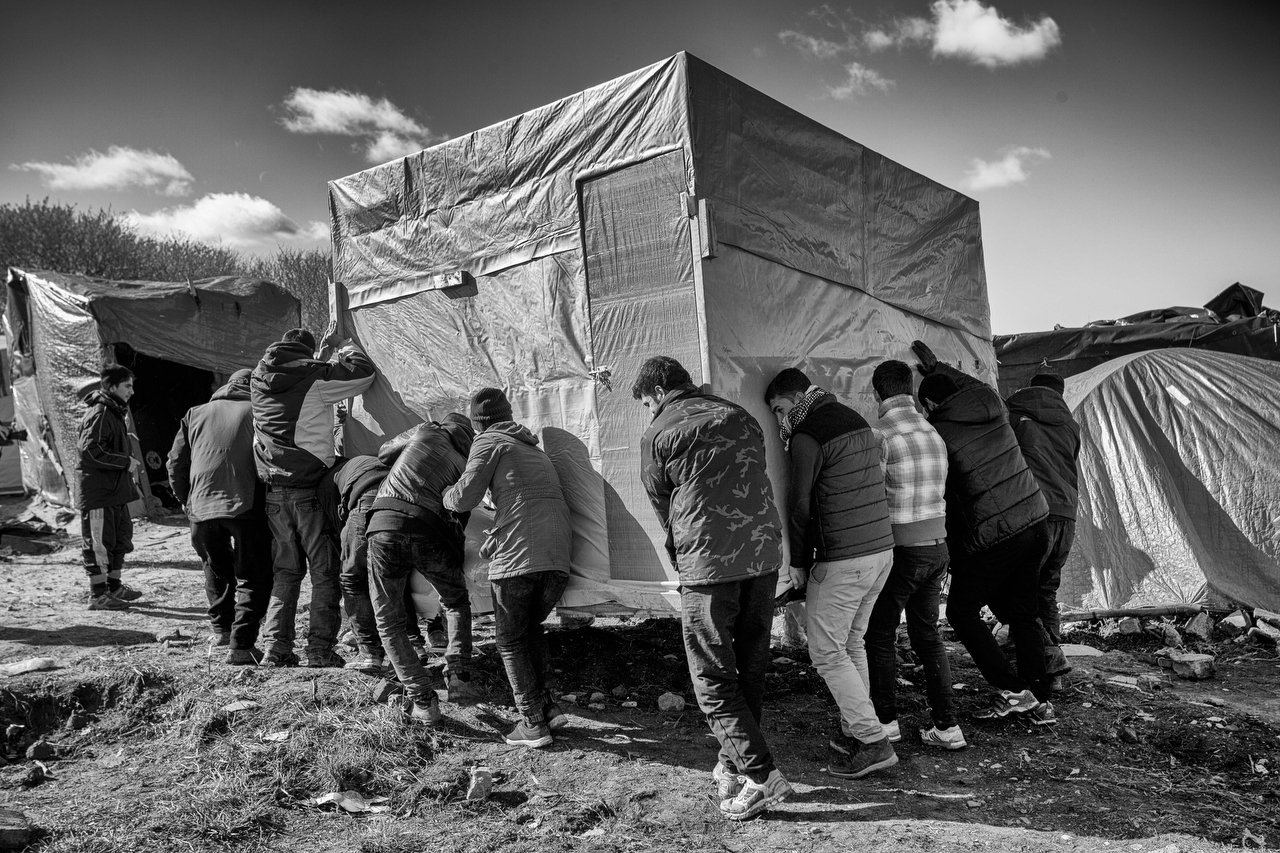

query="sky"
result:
[3,0,1277,334]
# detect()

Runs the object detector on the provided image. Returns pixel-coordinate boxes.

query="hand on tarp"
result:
[911,340,939,376]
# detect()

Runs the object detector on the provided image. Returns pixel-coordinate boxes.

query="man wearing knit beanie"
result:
[445,388,573,748]
[1006,370,1080,687]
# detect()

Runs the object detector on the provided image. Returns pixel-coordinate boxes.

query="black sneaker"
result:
[110,583,144,602]
[505,719,553,748]
[828,736,898,779]
[307,650,347,668]
[973,689,1040,720]
[262,651,300,668]
[227,647,264,666]
[87,591,131,611]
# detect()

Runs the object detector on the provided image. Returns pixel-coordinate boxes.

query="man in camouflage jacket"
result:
[633,355,791,822]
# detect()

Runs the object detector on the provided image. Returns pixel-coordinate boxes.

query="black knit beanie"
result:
[469,387,513,431]
[1030,372,1066,395]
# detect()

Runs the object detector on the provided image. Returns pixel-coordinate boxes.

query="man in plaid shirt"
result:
[863,360,966,750]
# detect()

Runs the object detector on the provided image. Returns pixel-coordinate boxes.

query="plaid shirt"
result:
[875,394,948,526]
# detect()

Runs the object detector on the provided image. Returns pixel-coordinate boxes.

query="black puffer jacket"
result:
[926,364,1048,558]
[374,419,473,527]
[319,455,388,534]
[1006,386,1080,520]
[77,390,140,510]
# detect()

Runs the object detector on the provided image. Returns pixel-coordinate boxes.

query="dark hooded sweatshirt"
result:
[251,339,375,488]
[167,373,261,521]
[443,421,572,580]
[318,455,388,535]
[77,390,139,511]
[925,364,1048,559]
[1005,386,1081,520]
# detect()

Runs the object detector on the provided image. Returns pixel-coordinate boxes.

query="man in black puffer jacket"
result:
[366,413,475,727]
[912,341,1056,725]
[1006,373,1080,682]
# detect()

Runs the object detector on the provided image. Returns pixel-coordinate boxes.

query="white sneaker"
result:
[712,762,744,800]
[883,719,902,743]
[719,769,792,821]
[920,724,968,750]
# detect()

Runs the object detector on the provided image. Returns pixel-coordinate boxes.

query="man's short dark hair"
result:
[101,365,134,388]
[764,368,810,404]
[1030,372,1066,395]
[283,328,316,350]
[917,373,959,407]
[631,356,692,400]
[872,360,913,400]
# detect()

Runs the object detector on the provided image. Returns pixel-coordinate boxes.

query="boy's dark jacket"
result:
[77,390,139,510]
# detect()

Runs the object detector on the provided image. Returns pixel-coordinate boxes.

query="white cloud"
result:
[827,62,896,98]
[11,146,193,196]
[280,87,442,164]
[864,17,933,51]
[122,192,328,251]
[931,0,1061,68]
[962,146,1050,191]
[779,29,848,60]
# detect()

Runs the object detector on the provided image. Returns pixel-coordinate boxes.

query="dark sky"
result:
[4,0,1278,332]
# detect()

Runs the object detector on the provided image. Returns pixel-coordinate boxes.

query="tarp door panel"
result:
[581,151,699,583]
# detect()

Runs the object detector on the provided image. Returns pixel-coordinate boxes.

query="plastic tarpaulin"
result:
[1061,349,1280,611]
[3,269,299,507]
[329,52,992,613]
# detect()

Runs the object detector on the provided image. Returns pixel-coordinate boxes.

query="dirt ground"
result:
[1,494,1277,853]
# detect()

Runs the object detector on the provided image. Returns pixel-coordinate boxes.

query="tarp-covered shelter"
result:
[3,268,300,508]
[328,52,995,613]
[993,283,1280,396]
[0,334,23,495]
[1061,349,1280,612]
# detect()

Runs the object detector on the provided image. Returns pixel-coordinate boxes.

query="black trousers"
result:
[192,515,273,651]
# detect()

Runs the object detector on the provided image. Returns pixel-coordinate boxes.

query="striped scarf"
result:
[780,385,830,450]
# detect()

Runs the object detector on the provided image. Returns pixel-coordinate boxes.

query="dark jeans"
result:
[680,572,777,784]
[946,521,1052,702]
[261,486,340,657]
[865,542,956,729]
[191,515,273,650]
[368,531,471,707]
[1040,518,1076,675]
[492,570,570,724]
[340,493,381,656]
[81,504,133,590]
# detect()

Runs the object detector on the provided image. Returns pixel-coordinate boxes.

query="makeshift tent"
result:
[328,52,995,613]
[0,335,23,495]
[3,269,300,509]
[993,283,1280,396]
[1061,349,1280,612]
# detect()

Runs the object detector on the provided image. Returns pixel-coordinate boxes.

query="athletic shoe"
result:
[87,591,130,611]
[543,702,568,731]
[446,673,481,705]
[1029,702,1058,727]
[307,650,347,668]
[344,654,386,674]
[410,695,443,725]
[973,689,1041,720]
[919,724,968,750]
[883,719,902,743]
[828,736,898,779]
[262,651,300,668]
[209,631,231,647]
[719,769,792,820]
[110,584,144,602]
[227,647,264,666]
[713,762,744,800]
[504,719,553,749]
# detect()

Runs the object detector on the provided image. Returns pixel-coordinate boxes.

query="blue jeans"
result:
[680,572,777,784]
[260,486,340,657]
[340,493,381,656]
[865,542,956,729]
[492,571,570,723]
[368,530,471,707]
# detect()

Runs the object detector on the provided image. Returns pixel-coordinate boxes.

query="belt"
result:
[902,537,946,548]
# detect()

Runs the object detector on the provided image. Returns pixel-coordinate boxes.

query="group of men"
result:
[72,330,1079,819]
[632,343,1079,820]
[77,328,575,749]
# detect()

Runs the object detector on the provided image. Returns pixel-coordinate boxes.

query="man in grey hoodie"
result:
[168,369,272,664]
[444,388,573,749]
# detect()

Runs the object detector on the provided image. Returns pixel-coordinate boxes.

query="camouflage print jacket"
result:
[640,386,783,586]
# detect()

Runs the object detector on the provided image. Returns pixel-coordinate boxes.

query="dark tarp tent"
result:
[1062,348,1280,612]
[328,52,995,613]
[993,283,1280,396]
[3,268,300,508]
